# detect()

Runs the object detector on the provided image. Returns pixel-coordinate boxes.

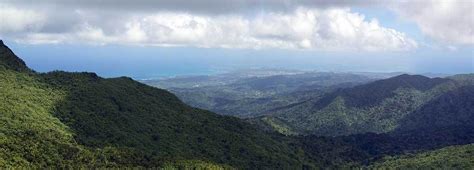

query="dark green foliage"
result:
[0,66,81,167]
[160,160,235,169]
[41,71,310,168]
[371,144,474,168]
[0,40,30,72]
[300,126,474,167]
[311,74,447,110]
[397,85,474,131]
[0,41,332,168]
[340,74,448,108]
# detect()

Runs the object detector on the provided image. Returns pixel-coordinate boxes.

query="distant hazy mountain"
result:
[144,71,379,117]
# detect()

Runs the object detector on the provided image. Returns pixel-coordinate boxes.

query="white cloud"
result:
[0,5,417,51]
[392,0,474,45]
[0,5,46,33]
[1,0,471,50]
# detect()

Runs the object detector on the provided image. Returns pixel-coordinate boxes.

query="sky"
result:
[0,0,473,78]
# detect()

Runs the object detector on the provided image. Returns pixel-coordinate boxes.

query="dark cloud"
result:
[2,0,383,14]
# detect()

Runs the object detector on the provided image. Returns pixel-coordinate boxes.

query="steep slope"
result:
[0,40,30,72]
[255,74,472,136]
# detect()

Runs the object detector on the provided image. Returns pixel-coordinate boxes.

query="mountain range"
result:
[1,40,473,168]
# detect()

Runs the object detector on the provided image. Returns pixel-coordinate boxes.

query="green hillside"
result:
[0,64,87,167]
[255,74,474,136]
[397,85,474,132]
[0,41,312,168]
[41,71,308,168]
[371,144,474,168]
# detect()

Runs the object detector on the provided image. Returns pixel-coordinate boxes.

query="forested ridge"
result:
[0,40,311,168]
[371,144,474,168]
[254,73,474,136]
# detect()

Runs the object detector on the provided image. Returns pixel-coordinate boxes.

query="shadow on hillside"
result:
[301,85,474,164]
[395,85,474,132]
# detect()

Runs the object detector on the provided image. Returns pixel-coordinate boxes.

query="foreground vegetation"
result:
[372,144,474,168]
[0,41,312,168]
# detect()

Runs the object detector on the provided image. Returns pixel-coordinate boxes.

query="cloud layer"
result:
[1,0,472,50]
[0,2,417,51]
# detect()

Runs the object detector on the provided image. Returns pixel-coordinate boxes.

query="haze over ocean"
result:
[6,40,473,79]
